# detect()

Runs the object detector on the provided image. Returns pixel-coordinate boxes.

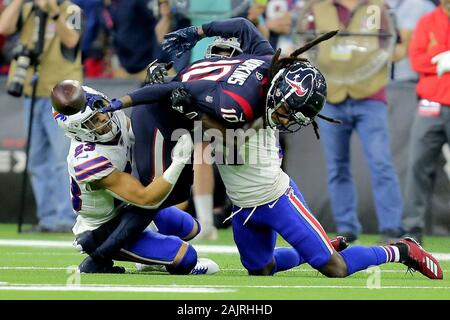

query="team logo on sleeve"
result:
[284,66,316,97]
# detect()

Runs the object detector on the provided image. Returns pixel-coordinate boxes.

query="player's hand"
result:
[431,50,450,77]
[171,133,193,165]
[170,87,200,120]
[162,26,201,58]
[144,59,174,85]
[171,87,191,113]
[99,98,123,113]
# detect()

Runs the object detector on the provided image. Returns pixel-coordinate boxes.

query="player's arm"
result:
[104,80,213,115]
[90,133,193,209]
[91,170,174,209]
[162,17,275,58]
[101,81,184,112]
[200,18,275,55]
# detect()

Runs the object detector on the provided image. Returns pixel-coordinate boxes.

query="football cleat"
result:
[78,256,125,274]
[135,263,166,272]
[330,236,349,252]
[190,258,220,275]
[395,237,443,280]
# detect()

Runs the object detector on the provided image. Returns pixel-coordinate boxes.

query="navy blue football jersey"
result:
[128,18,275,127]
[174,54,272,125]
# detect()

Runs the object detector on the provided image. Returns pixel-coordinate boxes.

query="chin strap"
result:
[311,114,342,140]
[317,113,342,124]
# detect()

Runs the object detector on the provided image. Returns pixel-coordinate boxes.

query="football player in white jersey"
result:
[125,20,443,280]
[51,80,218,275]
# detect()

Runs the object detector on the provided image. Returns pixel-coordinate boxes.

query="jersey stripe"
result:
[288,191,334,254]
[151,129,165,181]
[188,59,241,70]
[76,162,113,181]
[223,89,254,122]
[74,156,109,172]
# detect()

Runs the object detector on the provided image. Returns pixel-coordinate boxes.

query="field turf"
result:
[0,224,449,300]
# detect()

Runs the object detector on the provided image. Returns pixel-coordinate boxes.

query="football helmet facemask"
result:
[266,61,327,132]
[54,86,121,143]
[205,36,243,59]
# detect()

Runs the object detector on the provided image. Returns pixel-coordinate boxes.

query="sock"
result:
[340,245,400,276]
[392,243,408,262]
[193,194,214,229]
[272,248,305,274]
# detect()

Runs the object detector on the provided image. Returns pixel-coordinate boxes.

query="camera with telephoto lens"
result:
[7,44,35,97]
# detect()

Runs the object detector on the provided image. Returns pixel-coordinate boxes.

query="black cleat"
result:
[78,256,125,274]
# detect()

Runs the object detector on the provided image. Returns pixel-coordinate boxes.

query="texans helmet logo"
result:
[284,66,316,97]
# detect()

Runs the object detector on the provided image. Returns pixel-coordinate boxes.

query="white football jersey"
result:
[216,127,290,208]
[68,111,132,235]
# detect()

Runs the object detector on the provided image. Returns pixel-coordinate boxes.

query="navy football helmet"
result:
[266,61,327,132]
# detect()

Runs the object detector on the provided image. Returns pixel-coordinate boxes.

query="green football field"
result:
[0,224,449,300]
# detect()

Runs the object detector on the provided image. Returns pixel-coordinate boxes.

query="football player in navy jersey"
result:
[101,18,274,126]
[101,18,443,280]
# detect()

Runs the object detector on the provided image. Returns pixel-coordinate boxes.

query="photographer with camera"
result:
[0,0,84,232]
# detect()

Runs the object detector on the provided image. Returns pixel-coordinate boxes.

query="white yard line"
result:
[0,267,70,270]
[0,239,239,254]
[0,284,234,293]
[0,239,73,248]
[0,239,449,261]
[0,283,448,291]
[1,266,449,274]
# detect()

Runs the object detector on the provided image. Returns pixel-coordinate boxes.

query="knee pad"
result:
[166,243,197,275]
[74,231,99,255]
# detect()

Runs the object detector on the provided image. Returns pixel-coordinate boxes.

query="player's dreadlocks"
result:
[266,30,342,139]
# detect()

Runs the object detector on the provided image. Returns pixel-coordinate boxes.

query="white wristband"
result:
[162,162,185,185]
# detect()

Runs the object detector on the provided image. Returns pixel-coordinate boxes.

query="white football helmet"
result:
[53,86,121,143]
[205,36,243,59]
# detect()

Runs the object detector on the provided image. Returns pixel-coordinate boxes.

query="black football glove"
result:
[162,26,201,58]
[144,59,174,85]
[170,87,201,120]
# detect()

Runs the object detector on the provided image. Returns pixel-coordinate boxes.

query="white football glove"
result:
[431,50,450,77]
[171,133,193,165]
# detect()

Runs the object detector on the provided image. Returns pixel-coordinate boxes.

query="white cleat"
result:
[135,263,166,272]
[190,258,220,275]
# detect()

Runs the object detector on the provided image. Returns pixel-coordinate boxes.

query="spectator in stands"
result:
[265,0,300,56]
[403,0,450,243]
[73,0,113,78]
[108,0,190,81]
[0,0,11,74]
[154,0,191,71]
[309,0,404,244]
[387,0,435,82]
[238,0,269,39]
[0,0,84,232]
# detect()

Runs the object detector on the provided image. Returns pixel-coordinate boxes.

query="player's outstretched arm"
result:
[100,82,183,113]
[162,25,203,58]
[91,134,193,209]
[201,17,274,56]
